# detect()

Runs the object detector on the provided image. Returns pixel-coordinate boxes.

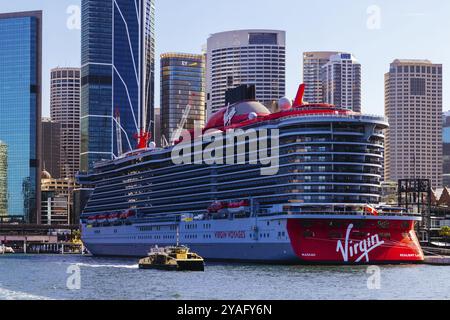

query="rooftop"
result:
[392,59,434,65]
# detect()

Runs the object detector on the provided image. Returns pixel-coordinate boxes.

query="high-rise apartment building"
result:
[385,59,443,189]
[206,30,286,117]
[322,53,361,112]
[50,68,80,178]
[41,118,61,179]
[0,11,42,223]
[0,141,7,217]
[442,111,450,186]
[80,0,155,171]
[160,53,206,144]
[302,51,340,104]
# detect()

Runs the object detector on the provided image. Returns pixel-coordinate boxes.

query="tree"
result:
[439,226,450,242]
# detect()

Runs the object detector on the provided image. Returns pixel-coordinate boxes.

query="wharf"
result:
[423,256,450,265]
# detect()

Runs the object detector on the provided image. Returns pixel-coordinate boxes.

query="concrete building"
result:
[302,51,340,104]
[41,170,75,225]
[322,53,361,112]
[206,30,286,117]
[154,108,161,147]
[160,53,206,144]
[0,11,42,223]
[81,0,155,171]
[50,68,80,179]
[41,118,61,179]
[443,111,450,186]
[385,59,443,189]
[0,142,7,217]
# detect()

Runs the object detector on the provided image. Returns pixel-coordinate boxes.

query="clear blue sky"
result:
[1,0,449,116]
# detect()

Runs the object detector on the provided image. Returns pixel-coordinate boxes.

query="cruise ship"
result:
[80,85,424,264]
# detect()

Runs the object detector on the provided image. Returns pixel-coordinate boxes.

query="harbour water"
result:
[0,254,449,300]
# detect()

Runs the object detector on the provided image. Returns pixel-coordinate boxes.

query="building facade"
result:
[50,68,80,178]
[443,111,450,186]
[322,53,361,112]
[80,0,155,171]
[154,107,161,147]
[0,11,42,223]
[302,51,340,104]
[41,170,74,225]
[160,53,206,144]
[206,30,286,117]
[0,142,7,217]
[41,118,61,179]
[385,59,443,189]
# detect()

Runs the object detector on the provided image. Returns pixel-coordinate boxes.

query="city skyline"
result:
[1,0,450,118]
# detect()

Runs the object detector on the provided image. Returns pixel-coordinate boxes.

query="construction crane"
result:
[171,104,191,144]
[114,108,123,157]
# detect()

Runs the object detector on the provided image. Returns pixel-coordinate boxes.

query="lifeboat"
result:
[107,213,120,224]
[227,200,250,214]
[207,201,227,213]
[96,214,107,224]
[118,209,137,225]
[87,215,96,224]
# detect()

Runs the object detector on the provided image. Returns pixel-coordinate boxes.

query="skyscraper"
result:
[206,30,286,117]
[302,51,340,104]
[0,141,7,217]
[385,59,443,189]
[160,53,206,144]
[41,118,61,179]
[443,111,450,186]
[0,11,42,223]
[80,0,155,171]
[322,53,361,112]
[50,68,80,178]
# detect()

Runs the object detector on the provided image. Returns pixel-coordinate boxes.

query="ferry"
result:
[80,85,424,264]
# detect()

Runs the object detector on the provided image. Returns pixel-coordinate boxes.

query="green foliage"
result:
[439,226,450,238]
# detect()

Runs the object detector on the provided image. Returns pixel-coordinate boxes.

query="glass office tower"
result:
[81,0,155,172]
[160,53,206,145]
[0,11,42,223]
[0,141,7,217]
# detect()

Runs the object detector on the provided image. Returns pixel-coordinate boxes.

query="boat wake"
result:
[0,286,52,300]
[75,262,139,269]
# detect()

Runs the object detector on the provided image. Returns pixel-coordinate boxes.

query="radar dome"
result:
[278,97,292,111]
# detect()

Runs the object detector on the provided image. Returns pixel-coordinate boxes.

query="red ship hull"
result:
[287,218,424,264]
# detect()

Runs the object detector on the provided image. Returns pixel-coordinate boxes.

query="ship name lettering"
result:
[336,224,385,263]
[215,231,246,239]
